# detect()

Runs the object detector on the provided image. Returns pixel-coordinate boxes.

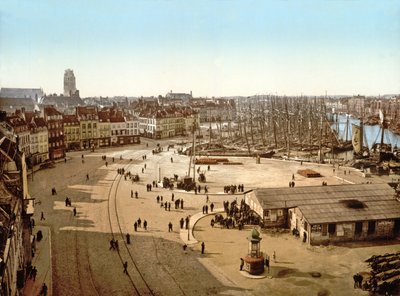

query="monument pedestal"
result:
[244,255,264,275]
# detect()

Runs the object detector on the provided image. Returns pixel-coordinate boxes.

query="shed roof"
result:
[252,183,394,209]
[299,199,400,224]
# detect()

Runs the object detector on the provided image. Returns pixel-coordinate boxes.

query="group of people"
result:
[194,184,208,194]
[202,203,215,214]
[179,216,190,229]
[109,238,120,251]
[133,218,147,231]
[213,199,259,230]
[353,273,364,289]
[223,184,244,194]
[26,264,38,281]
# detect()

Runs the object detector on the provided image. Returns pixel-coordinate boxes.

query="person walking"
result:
[73,207,77,216]
[265,256,270,273]
[134,222,138,232]
[144,220,147,230]
[86,173,89,180]
[168,222,173,232]
[201,242,205,254]
[40,212,45,221]
[123,261,128,274]
[40,283,48,296]
[126,233,131,244]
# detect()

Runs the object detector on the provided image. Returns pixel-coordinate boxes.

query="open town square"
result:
[23,138,400,296]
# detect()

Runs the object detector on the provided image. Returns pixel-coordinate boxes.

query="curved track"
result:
[107,155,156,295]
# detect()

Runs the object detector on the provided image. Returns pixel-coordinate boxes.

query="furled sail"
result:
[352,124,362,153]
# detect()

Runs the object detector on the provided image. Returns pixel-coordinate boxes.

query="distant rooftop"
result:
[0,88,43,100]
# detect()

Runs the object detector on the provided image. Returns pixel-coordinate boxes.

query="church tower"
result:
[64,69,77,96]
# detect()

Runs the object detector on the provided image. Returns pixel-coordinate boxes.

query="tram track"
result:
[107,154,156,296]
[73,214,101,296]
[111,150,188,296]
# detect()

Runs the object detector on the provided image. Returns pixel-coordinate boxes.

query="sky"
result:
[0,0,399,98]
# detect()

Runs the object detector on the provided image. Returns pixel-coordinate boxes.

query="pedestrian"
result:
[265,256,270,272]
[115,240,119,251]
[168,202,171,211]
[73,207,77,216]
[171,193,174,201]
[64,158,67,163]
[205,205,208,214]
[206,195,209,203]
[358,274,363,288]
[65,197,69,207]
[180,218,184,229]
[142,168,144,173]
[105,161,108,167]
[135,191,138,198]
[131,190,133,198]
[273,251,276,262]
[201,242,205,254]
[126,233,131,244]
[40,211,45,221]
[123,261,128,274]
[156,196,160,203]
[292,173,295,180]
[138,218,141,228]
[86,173,89,180]
[40,283,48,296]
[353,274,358,288]
[240,258,244,271]
[180,199,184,209]
[185,216,189,229]
[168,222,173,232]
[109,239,115,250]
[144,220,147,230]
[31,266,37,280]
[134,222,137,232]
[210,203,214,212]
[183,244,187,251]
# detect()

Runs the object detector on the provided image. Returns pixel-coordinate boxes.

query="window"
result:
[328,224,336,234]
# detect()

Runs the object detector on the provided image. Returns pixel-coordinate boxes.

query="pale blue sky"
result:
[0,0,399,97]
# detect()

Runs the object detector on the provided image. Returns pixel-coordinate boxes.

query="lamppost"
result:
[187,215,191,241]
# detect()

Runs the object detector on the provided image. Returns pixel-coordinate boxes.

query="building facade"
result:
[43,106,65,160]
[63,115,81,151]
[27,117,49,165]
[76,106,99,150]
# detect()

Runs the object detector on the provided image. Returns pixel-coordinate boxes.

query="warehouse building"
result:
[244,184,400,245]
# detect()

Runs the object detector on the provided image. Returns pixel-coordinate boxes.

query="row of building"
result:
[0,102,203,164]
[0,132,34,295]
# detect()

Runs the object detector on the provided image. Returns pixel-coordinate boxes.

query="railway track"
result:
[107,154,156,296]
